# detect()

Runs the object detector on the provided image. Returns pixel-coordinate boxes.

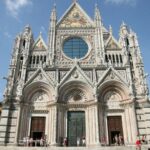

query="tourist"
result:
[26,136,29,146]
[114,134,119,146]
[29,137,33,146]
[119,134,123,145]
[23,137,26,146]
[136,137,141,150]
[40,137,44,146]
[63,137,67,146]
[77,137,80,146]
[141,135,146,144]
[82,137,86,146]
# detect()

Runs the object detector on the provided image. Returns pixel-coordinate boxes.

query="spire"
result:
[120,21,129,36]
[23,24,31,34]
[109,25,113,35]
[50,3,57,21]
[94,3,102,28]
[95,3,101,21]
[73,0,77,3]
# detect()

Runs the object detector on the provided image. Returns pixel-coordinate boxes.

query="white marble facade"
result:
[0,1,150,147]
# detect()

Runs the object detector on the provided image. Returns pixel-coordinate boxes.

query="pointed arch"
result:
[23,81,55,103]
[98,80,130,102]
[58,81,94,103]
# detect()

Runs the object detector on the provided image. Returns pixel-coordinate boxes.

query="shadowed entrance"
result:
[107,116,124,145]
[67,111,85,146]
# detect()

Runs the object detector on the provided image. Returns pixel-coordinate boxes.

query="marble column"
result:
[86,105,100,146]
[125,107,132,144]
[98,104,104,144]
[129,103,138,143]
[48,106,57,146]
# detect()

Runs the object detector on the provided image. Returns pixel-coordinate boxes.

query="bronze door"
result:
[67,111,85,146]
[107,116,123,145]
[30,117,46,140]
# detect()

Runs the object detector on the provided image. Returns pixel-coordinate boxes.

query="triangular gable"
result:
[57,2,94,28]
[24,68,56,88]
[97,67,128,87]
[32,34,47,51]
[105,35,121,50]
[58,62,94,88]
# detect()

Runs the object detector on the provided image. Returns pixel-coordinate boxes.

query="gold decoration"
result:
[59,6,91,28]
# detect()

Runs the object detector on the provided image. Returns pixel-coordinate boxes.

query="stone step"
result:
[0,146,150,150]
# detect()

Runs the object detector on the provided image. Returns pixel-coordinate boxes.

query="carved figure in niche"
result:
[65,89,86,102]
[104,91,121,102]
[38,73,43,80]
[73,94,82,101]
[31,91,49,102]
[72,71,78,78]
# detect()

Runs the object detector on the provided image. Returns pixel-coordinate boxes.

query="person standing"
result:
[118,134,123,145]
[82,137,86,146]
[114,134,119,146]
[136,137,141,150]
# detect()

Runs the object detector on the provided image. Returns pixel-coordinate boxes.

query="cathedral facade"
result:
[0,1,149,146]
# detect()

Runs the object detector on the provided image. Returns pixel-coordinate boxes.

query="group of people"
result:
[114,134,124,146]
[22,136,47,147]
[62,137,86,146]
[77,137,86,146]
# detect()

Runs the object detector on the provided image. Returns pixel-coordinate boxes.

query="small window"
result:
[20,56,23,61]
[23,40,26,47]
[116,55,119,63]
[36,56,39,64]
[105,55,108,62]
[120,54,123,63]
[113,55,115,63]
[44,56,46,62]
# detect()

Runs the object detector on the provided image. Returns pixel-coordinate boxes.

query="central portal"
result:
[67,111,85,146]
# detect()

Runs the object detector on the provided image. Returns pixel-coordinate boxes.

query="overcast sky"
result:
[0,0,150,101]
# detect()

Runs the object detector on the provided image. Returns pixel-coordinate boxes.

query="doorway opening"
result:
[67,111,85,146]
[30,117,46,140]
[107,116,124,145]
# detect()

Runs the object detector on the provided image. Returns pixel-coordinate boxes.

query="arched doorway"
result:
[19,82,54,144]
[98,81,134,145]
[58,81,94,146]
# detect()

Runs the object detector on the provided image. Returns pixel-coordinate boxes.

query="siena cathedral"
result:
[0,1,149,147]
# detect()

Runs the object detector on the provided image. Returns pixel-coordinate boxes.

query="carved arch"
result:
[23,81,55,103]
[58,81,94,103]
[98,80,130,102]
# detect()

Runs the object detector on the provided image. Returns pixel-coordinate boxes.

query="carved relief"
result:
[104,91,122,109]
[96,70,104,80]
[84,70,93,81]
[64,89,86,102]
[30,91,50,110]
[117,70,128,83]
[46,71,56,80]
[59,71,68,79]
[59,6,92,28]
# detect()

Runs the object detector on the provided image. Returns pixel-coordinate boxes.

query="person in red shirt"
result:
[136,137,141,150]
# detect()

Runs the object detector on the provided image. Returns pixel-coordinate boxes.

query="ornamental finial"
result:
[73,0,77,3]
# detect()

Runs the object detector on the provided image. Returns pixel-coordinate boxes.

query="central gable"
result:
[57,2,94,28]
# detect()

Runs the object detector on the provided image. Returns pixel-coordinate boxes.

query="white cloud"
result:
[5,0,32,18]
[105,0,137,6]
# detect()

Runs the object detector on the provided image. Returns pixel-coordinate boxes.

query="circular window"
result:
[63,37,88,59]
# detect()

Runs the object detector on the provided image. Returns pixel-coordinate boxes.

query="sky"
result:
[0,0,150,101]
